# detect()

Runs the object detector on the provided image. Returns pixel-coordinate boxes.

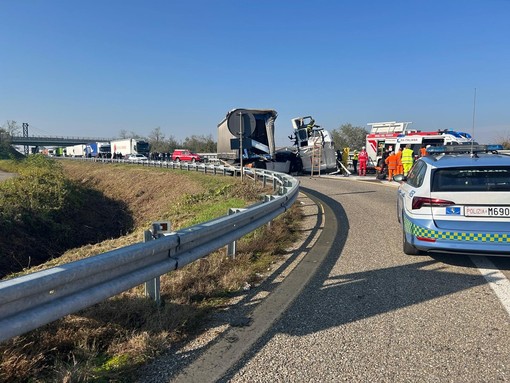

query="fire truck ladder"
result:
[311,141,323,176]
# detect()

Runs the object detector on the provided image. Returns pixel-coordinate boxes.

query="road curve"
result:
[145,175,510,382]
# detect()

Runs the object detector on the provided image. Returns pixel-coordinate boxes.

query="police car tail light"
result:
[416,236,436,243]
[412,197,455,210]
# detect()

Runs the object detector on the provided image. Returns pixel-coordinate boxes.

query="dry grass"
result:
[0,161,303,382]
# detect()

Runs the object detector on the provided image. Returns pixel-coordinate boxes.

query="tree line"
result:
[3,120,507,157]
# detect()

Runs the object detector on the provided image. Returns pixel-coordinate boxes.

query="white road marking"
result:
[470,256,510,316]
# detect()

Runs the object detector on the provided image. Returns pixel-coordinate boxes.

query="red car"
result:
[171,149,201,163]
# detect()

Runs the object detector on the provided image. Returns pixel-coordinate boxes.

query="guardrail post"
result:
[142,223,168,306]
[226,208,246,258]
[264,195,276,229]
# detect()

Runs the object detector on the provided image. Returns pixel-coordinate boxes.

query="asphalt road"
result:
[170,174,510,382]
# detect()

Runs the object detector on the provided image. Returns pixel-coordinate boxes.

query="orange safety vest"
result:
[396,150,403,165]
[385,153,398,170]
[420,147,427,157]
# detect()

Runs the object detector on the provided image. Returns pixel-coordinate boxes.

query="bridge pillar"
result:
[23,123,29,156]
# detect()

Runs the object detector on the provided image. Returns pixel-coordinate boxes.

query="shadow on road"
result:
[430,253,510,271]
[220,186,495,380]
[277,258,484,337]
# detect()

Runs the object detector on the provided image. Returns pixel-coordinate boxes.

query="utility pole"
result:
[239,112,244,181]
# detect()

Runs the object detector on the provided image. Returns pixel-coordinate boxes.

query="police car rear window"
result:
[432,166,510,192]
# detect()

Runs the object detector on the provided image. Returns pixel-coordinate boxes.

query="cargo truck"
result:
[65,144,86,157]
[110,139,150,159]
[217,108,277,163]
[85,142,111,158]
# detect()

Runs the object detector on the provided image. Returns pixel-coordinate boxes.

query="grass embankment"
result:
[0,157,303,382]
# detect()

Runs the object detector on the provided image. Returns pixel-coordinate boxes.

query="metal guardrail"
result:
[0,159,299,343]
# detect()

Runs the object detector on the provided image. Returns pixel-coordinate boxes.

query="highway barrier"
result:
[0,160,299,343]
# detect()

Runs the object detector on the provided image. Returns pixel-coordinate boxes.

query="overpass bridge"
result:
[10,135,114,147]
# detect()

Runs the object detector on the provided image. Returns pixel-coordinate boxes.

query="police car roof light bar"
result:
[427,144,503,155]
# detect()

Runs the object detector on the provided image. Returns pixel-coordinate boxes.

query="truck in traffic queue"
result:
[54,147,64,156]
[365,121,475,166]
[65,144,86,157]
[110,139,150,159]
[85,142,111,158]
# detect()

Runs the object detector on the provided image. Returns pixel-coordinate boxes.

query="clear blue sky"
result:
[1,0,509,146]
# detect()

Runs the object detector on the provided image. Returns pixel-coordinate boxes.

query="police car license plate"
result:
[465,206,510,217]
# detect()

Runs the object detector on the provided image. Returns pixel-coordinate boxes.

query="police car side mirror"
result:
[393,174,406,182]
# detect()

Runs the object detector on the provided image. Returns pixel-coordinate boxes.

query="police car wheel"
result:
[403,226,421,256]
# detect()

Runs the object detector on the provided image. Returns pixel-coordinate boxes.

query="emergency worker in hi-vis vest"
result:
[401,144,414,175]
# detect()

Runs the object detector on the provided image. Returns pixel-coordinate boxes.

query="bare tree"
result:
[129,131,143,139]
[148,127,166,152]
[0,120,20,157]
[498,135,510,149]
[149,127,165,142]
[2,120,20,135]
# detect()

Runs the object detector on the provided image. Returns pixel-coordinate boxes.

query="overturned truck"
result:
[217,108,296,173]
[289,116,337,174]
[218,108,337,174]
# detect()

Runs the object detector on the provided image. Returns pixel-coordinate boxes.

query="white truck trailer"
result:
[65,144,86,157]
[110,139,150,158]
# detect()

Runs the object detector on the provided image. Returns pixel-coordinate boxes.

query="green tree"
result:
[166,135,180,153]
[331,123,368,151]
[148,127,166,152]
[182,134,216,153]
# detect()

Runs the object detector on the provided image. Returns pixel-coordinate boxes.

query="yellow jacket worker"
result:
[401,144,414,175]
[342,147,350,169]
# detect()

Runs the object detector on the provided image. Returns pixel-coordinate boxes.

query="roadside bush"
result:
[0,156,72,273]
[0,155,68,222]
[0,156,134,277]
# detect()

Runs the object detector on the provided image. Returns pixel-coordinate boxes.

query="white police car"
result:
[394,145,510,256]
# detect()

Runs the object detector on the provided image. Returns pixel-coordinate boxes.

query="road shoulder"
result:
[137,191,333,383]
